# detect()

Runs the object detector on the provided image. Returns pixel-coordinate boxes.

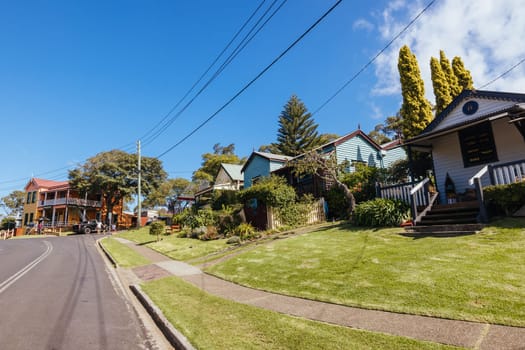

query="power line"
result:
[480,57,525,89]
[157,0,344,158]
[312,0,436,116]
[140,0,268,147]
[142,0,286,148]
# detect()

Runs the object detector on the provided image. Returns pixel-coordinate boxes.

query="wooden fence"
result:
[267,198,326,230]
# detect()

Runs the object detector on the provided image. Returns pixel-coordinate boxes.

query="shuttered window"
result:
[458,121,498,167]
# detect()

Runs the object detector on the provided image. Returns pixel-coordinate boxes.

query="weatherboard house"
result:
[194,163,245,204]
[380,89,525,223]
[21,178,126,232]
[243,129,407,196]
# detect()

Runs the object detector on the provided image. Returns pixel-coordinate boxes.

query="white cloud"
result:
[353,18,374,31]
[372,0,525,100]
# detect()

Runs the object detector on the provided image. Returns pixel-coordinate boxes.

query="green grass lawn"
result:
[142,277,460,350]
[116,227,232,261]
[206,218,525,327]
[99,237,151,268]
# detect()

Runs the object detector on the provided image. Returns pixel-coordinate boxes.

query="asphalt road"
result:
[0,235,155,350]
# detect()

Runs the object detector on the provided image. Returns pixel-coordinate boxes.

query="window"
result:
[24,213,28,225]
[29,213,34,224]
[31,191,37,203]
[26,192,31,204]
[459,122,498,168]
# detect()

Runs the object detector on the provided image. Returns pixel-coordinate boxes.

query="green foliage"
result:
[192,143,244,183]
[324,187,349,220]
[484,182,525,216]
[439,50,462,98]
[143,177,192,209]
[398,45,433,139]
[340,163,386,203]
[69,149,167,223]
[385,159,410,184]
[239,175,296,208]
[452,56,474,91]
[1,217,16,230]
[233,222,258,241]
[149,221,165,242]
[276,195,315,227]
[174,208,217,230]
[1,190,25,216]
[352,198,409,227]
[273,95,324,156]
[430,56,452,115]
[211,190,239,211]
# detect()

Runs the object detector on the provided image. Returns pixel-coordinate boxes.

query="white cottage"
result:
[384,90,525,224]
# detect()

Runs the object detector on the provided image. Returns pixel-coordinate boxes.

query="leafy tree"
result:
[1,190,25,216]
[368,124,392,145]
[398,45,433,139]
[69,150,167,224]
[192,143,244,183]
[1,217,16,230]
[291,150,356,216]
[272,95,324,156]
[439,50,462,98]
[430,56,452,115]
[238,175,296,208]
[143,177,192,209]
[452,56,474,91]
[340,163,387,203]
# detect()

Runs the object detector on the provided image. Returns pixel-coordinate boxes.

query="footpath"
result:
[102,237,525,350]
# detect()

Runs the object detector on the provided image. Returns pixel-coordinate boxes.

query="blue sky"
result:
[1,0,524,202]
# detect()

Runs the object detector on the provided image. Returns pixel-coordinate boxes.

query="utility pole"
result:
[137,140,142,228]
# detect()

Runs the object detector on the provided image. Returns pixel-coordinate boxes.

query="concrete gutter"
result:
[96,237,119,268]
[130,284,195,350]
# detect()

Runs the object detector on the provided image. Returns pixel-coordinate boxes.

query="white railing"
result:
[490,160,525,185]
[378,178,435,224]
[378,182,416,205]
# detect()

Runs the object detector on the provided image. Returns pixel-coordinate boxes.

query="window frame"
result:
[458,121,498,168]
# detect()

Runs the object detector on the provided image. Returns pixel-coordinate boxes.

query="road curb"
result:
[130,284,195,350]
[96,237,119,268]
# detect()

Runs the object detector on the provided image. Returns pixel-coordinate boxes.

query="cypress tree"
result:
[397,45,433,139]
[430,56,452,115]
[452,56,474,91]
[439,50,462,98]
[275,95,323,156]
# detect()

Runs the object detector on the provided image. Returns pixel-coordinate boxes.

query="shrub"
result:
[352,198,409,227]
[484,181,525,216]
[238,175,296,208]
[234,223,258,241]
[324,187,349,220]
[211,190,239,210]
[340,163,387,203]
[149,221,165,241]
[174,208,217,230]
[276,194,315,227]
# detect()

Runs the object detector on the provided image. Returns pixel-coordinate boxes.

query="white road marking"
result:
[0,240,53,294]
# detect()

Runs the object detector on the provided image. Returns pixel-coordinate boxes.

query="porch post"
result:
[473,177,488,223]
[407,145,415,182]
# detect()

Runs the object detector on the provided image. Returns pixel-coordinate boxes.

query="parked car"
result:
[72,220,106,234]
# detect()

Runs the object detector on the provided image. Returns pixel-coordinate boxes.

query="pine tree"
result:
[397,45,433,139]
[452,56,474,91]
[439,50,462,98]
[274,95,323,156]
[430,56,452,115]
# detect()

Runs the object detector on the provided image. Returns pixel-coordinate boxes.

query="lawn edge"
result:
[130,284,195,350]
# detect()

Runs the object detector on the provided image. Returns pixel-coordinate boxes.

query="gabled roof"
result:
[25,178,69,191]
[220,163,244,182]
[405,89,525,144]
[241,151,293,173]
